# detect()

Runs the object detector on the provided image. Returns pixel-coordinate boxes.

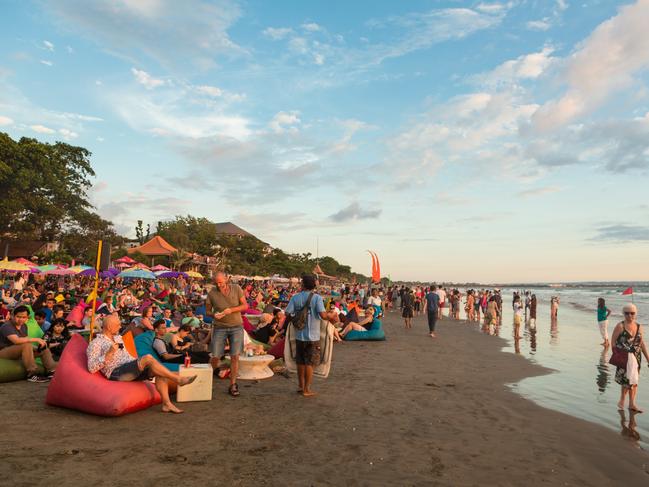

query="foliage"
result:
[0,133,96,240]
[156,215,217,255]
[36,250,73,265]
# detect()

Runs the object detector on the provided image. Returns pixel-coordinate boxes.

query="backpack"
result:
[290,292,314,331]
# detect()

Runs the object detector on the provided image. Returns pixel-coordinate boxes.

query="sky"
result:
[1,0,649,283]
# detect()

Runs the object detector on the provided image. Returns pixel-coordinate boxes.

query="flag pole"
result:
[89,240,102,341]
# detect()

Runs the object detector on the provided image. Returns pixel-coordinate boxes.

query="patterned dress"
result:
[614,326,642,387]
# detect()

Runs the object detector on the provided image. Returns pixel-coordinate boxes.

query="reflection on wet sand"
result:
[550,317,559,346]
[596,347,610,394]
[619,409,641,443]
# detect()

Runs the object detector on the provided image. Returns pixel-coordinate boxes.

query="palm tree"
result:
[170,250,190,270]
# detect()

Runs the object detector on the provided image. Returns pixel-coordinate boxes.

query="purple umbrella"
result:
[155,271,187,279]
[80,268,97,276]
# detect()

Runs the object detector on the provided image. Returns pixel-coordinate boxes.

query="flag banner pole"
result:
[89,240,102,341]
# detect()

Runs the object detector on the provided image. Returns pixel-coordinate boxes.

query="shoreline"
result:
[2,312,649,485]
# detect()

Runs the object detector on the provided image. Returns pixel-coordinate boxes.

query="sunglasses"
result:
[624,312,636,316]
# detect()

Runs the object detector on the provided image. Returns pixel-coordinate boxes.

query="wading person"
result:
[206,272,248,397]
[285,274,327,397]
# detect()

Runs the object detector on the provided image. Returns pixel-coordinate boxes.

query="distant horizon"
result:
[1,0,648,281]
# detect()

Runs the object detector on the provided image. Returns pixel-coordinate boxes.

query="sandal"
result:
[228,383,240,397]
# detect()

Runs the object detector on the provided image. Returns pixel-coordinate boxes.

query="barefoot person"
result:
[87,314,196,413]
[205,272,248,397]
[425,286,440,337]
[285,274,327,397]
[611,304,649,413]
[597,298,611,347]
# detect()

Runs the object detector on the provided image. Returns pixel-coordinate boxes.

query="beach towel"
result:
[284,320,334,379]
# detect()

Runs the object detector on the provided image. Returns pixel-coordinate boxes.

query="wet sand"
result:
[1,312,649,486]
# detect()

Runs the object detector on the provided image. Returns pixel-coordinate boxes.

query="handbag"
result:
[609,347,628,368]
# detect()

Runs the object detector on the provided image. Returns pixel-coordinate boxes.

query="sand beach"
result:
[1,311,648,486]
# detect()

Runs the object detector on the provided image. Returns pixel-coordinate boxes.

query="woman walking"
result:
[597,298,611,347]
[611,304,649,413]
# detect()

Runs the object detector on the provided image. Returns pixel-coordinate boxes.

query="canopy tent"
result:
[13,258,37,267]
[127,236,178,256]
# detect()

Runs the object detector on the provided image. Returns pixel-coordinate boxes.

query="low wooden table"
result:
[177,364,213,402]
[237,354,274,380]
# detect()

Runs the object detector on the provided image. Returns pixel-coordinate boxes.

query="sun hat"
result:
[623,303,637,314]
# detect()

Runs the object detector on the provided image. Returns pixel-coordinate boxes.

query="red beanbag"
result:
[46,334,160,416]
[66,303,86,328]
[268,338,285,359]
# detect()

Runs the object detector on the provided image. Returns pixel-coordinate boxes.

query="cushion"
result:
[45,335,161,416]
[66,303,87,328]
[134,331,179,372]
[0,358,44,383]
[344,319,386,341]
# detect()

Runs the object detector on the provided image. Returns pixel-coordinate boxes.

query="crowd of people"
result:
[1,269,647,415]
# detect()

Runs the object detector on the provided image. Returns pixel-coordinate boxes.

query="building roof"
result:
[214,222,255,238]
[0,240,50,258]
[127,236,178,256]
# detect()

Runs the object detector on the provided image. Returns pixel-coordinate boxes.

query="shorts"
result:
[109,360,150,382]
[514,315,522,326]
[295,340,321,366]
[211,326,244,358]
[598,320,609,340]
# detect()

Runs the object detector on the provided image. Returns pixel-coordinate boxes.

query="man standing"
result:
[286,275,327,397]
[0,305,57,382]
[425,286,440,338]
[205,272,247,397]
[436,287,447,320]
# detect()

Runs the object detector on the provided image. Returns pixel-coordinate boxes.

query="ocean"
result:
[448,283,649,450]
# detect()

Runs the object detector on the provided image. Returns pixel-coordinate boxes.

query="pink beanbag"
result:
[268,338,285,359]
[242,316,255,333]
[46,335,161,416]
[245,308,261,315]
[66,303,86,328]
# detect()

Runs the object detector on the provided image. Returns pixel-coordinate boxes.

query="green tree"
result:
[0,133,96,240]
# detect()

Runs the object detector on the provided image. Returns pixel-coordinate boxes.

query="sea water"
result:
[456,284,649,450]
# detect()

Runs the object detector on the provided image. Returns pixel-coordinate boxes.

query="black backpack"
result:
[290,292,314,331]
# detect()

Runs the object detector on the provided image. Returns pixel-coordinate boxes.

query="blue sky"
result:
[1,0,649,282]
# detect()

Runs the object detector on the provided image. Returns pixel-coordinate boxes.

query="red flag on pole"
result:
[622,287,633,295]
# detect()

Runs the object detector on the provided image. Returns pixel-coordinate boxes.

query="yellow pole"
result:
[89,240,102,341]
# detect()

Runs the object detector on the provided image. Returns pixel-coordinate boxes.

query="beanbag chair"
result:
[66,303,87,328]
[134,331,179,372]
[0,358,44,382]
[344,319,386,341]
[268,338,284,359]
[245,307,261,315]
[242,315,255,333]
[45,335,161,416]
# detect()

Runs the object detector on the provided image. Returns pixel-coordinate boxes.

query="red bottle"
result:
[184,353,191,369]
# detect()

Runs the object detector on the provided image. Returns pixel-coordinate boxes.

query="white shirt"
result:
[368,296,382,307]
[436,289,446,303]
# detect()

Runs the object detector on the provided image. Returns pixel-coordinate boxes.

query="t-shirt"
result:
[436,289,446,304]
[0,321,28,349]
[367,296,382,308]
[205,284,245,329]
[153,337,169,357]
[514,302,523,317]
[597,307,609,322]
[285,291,325,342]
[425,292,440,312]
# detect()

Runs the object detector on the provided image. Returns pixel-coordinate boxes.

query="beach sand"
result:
[1,312,649,486]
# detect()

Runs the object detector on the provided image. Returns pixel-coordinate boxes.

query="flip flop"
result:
[228,383,240,397]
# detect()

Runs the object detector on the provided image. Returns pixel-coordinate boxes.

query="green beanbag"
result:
[344,319,386,341]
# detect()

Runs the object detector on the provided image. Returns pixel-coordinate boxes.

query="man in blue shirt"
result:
[425,285,440,338]
[285,274,327,397]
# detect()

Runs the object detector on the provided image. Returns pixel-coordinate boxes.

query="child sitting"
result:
[43,318,70,360]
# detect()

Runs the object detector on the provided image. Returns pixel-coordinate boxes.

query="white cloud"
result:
[269,111,301,134]
[196,85,222,97]
[475,2,511,15]
[30,124,55,134]
[263,27,293,40]
[44,0,244,71]
[40,60,53,66]
[0,115,13,126]
[43,40,55,51]
[526,19,552,31]
[59,128,79,139]
[131,67,165,89]
[477,46,556,86]
[517,186,562,198]
[301,22,322,32]
[532,0,649,131]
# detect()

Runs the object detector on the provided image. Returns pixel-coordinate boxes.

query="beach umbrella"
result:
[118,268,157,280]
[14,257,37,267]
[154,270,186,279]
[184,271,204,279]
[69,265,93,274]
[36,264,59,273]
[0,258,33,272]
[79,268,98,277]
[44,268,76,276]
[151,264,170,272]
[115,262,131,268]
[114,256,137,264]
[131,263,151,270]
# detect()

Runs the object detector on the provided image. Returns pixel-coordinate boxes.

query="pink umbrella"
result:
[14,258,37,267]
[44,268,76,276]
[115,262,131,268]
[151,264,170,272]
[115,256,137,264]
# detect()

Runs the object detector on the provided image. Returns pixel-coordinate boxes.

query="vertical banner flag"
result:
[367,250,381,283]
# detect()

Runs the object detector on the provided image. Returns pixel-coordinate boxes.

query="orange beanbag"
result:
[46,334,160,416]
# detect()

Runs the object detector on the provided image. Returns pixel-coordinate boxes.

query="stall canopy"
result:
[127,236,178,256]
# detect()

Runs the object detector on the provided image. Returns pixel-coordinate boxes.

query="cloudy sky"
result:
[1,0,649,282]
